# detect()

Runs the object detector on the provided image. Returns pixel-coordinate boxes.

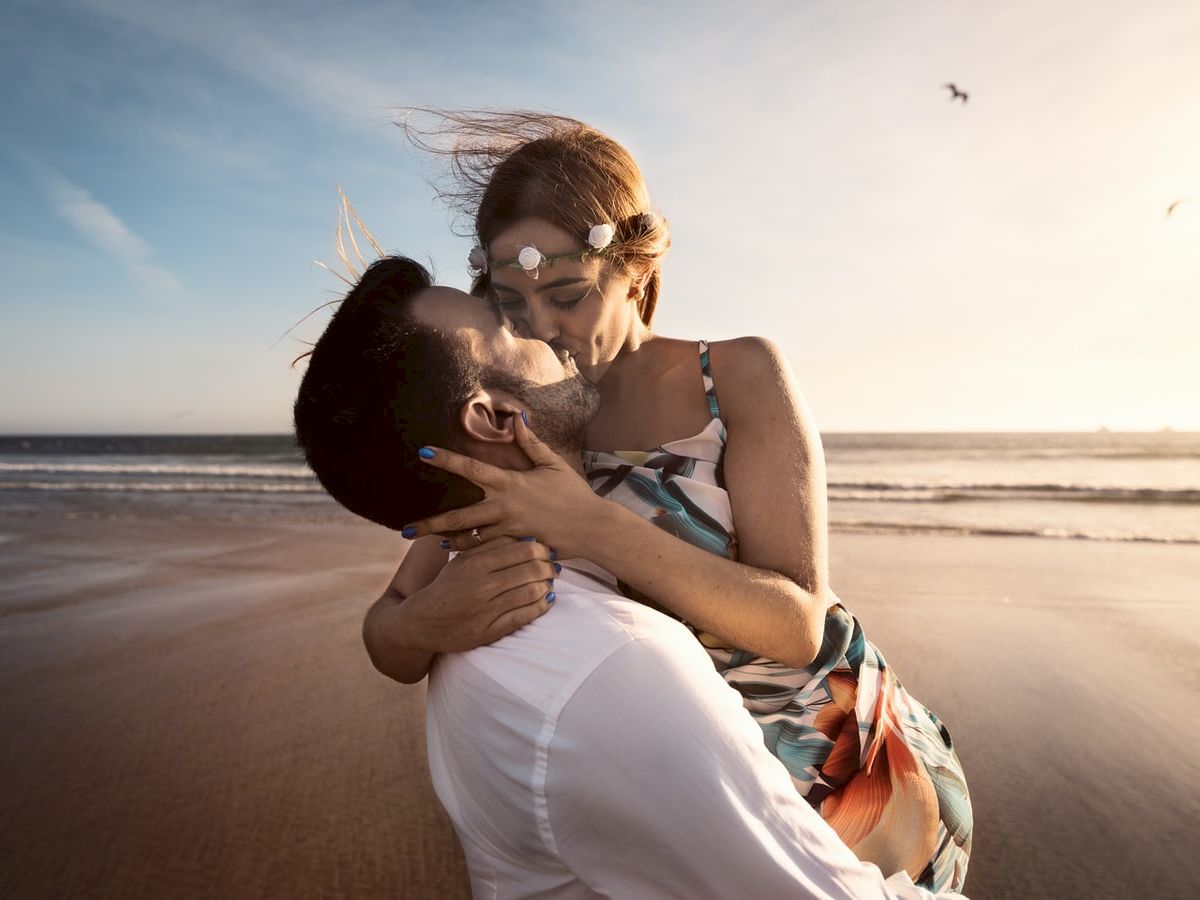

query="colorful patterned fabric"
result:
[582,341,973,893]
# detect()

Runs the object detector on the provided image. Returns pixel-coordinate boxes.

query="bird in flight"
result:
[943,83,969,104]
[1166,198,1189,217]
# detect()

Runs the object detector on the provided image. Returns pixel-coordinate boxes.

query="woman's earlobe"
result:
[628,273,650,302]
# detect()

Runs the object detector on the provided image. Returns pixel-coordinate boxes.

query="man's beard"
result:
[486,369,600,459]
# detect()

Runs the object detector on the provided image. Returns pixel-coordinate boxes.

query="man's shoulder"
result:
[432,568,697,715]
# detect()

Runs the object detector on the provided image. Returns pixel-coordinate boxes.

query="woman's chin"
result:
[574,358,605,383]
[566,355,590,379]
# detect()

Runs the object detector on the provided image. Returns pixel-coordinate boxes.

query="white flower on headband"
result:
[467,245,489,276]
[587,223,615,251]
[517,245,543,278]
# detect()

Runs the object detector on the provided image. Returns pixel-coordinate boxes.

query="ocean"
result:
[1,432,1198,544]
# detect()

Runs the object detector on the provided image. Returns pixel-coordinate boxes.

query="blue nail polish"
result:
[521,410,529,427]
[439,539,450,550]
[546,591,556,604]
[553,562,562,574]
[520,536,537,542]
[549,549,558,561]
[401,526,417,539]
[418,447,436,459]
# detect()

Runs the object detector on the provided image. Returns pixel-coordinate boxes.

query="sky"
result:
[1,0,1197,433]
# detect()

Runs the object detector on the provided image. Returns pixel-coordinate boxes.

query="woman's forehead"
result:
[488,217,582,257]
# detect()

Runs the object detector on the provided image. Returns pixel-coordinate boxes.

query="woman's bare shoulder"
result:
[705,337,816,432]
[706,336,790,385]
[645,335,784,373]
[642,335,709,359]
[633,336,717,382]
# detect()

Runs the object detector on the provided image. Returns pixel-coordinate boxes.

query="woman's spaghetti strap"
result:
[698,340,722,420]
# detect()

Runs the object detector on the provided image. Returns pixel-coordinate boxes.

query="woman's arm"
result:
[568,338,828,667]
[363,535,558,684]
[406,338,830,668]
[362,537,446,684]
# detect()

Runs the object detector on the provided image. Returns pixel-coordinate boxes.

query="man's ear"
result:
[459,389,524,444]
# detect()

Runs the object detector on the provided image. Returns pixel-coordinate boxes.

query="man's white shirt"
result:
[425,563,962,899]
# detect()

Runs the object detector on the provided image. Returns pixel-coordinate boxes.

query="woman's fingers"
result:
[431,539,557,648]
[453,534,518,556]
[416,446,509,489]
[450,537,555,593]
[515,413,563,467]
[404,498,500,539]
[487,556,558,594]
[485,585,555,643]
[479,538,555,575]
[439,525,509,552]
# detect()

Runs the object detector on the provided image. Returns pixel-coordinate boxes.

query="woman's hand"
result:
[374,536,559,657]
[402,415,600,556]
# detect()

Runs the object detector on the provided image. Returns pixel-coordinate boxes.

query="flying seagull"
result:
[1166,198,1189,217]
[943,83,969,104]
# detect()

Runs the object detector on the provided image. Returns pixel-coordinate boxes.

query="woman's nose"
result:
[525,306,559,343]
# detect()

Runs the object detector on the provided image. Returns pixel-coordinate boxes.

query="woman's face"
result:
[486,217,644,382]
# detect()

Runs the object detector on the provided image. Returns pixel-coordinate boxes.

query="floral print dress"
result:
[582,341,973,893]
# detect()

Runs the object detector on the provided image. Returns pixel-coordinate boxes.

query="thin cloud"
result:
[43,168,184,296]
[151,124,272,174]
[80,0,407,117]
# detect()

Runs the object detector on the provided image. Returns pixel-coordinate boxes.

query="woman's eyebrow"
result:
[492,275,589,294]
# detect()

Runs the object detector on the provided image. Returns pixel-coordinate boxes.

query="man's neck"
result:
[520,442,588,478]
[560,448,586,477]
[474,440,587,478]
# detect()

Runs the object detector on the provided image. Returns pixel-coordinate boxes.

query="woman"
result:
[366,111,972,892]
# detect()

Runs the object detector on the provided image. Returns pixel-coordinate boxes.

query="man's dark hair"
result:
[294,256,486,530]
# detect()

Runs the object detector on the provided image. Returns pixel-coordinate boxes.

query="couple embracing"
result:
[294,111,973,898]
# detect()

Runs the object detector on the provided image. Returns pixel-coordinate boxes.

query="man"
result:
[294,256,963,899]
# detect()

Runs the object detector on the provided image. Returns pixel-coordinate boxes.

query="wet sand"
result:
[1,512,1197,899]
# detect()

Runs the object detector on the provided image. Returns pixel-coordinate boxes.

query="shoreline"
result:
[1,513,1198,898]
[4,494,1198,547]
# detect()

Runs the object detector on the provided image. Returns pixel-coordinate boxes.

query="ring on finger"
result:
[471,527,484,545]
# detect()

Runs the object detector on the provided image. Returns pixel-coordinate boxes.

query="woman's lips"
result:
[556,349,579,375]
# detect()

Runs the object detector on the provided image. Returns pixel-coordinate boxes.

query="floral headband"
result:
[468,223,615,280]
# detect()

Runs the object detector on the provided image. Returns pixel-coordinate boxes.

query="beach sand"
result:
[1,511,1197,899]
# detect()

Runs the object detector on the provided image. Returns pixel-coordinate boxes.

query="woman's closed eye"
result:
[493,294,585,313]
[548,295,586,311]
[549,284,598,310]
